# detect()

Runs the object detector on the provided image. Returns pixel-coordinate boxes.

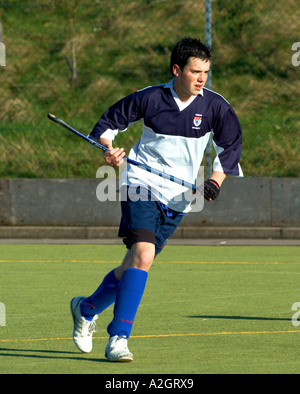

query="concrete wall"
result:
[0,178,299,239]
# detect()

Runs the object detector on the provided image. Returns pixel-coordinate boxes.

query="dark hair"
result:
[170,37,212,75]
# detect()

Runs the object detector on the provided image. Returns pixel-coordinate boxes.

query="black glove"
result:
[195,179,220,201]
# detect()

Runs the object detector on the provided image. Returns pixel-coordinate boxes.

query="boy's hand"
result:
[103,145,126,167]
[195,179,220,201]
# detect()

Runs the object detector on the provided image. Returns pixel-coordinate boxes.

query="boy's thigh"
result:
[118,197,183,255]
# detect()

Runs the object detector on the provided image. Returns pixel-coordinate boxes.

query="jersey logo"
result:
[193,114,202,128]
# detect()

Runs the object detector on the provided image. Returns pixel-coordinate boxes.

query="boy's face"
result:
[173,57,210,101]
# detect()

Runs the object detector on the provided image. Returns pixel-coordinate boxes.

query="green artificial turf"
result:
[0,244,299,374]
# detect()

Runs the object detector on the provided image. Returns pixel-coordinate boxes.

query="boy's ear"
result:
[172,64,181,77]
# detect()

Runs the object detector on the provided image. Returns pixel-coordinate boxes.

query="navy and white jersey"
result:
[90,80,243,212]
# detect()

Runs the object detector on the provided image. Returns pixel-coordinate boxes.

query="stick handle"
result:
[47,114,196,191]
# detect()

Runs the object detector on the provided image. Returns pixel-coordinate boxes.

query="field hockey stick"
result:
[47,113,196,191]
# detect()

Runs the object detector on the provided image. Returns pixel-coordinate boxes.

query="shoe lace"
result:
[88,318,97,335]
[79,315,98,336]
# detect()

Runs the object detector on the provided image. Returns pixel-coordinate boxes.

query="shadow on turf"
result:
[0,347,108,363]
[188,315,291,321]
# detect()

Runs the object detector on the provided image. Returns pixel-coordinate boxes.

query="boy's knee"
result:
[131,242,155,272]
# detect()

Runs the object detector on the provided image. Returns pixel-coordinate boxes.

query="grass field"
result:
[0,243,300,375]
[0,1,299,178]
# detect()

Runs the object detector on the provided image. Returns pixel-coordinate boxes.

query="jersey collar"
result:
[164,79,203,111]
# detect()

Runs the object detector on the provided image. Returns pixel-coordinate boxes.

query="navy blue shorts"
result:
[118,187,185,255]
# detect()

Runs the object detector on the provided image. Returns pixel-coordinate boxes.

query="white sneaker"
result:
[70,296,98,353]
[105,335,133,362]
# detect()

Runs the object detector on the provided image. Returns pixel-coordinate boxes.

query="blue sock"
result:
[107,268,148,338]
[80,269,119,320]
